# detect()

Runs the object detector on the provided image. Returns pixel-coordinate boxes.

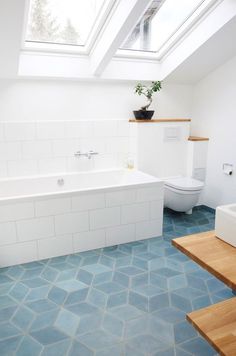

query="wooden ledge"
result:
[129,118,191,123]
[188,136,209,141]
[187,297,236,356]
[172,231,236,290]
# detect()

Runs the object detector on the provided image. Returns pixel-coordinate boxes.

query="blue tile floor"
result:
[0,206,233,355]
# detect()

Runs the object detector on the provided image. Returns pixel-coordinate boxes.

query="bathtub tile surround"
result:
[0,171,163,267]
[0,120,131,178]
[0,207,229,355]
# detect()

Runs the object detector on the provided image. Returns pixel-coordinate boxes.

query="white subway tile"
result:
[117,121,129,137]
[17,217,54,241]
[79,138,106,154]
[0,162,7,178]
[38,157,67,174]
[106,224,135,246]
[0,241,38,267]
[117,153,128,168]
[129,137,137,153]
[22,141,52,159]
[106,137,129,154]
[55,212,89,235]
[93,121,117,137]
[136,219,163,240]
[0,222,17,246]
[121,202,149,224]
[0,142,22,161]
[150,200,164,220]
[52,139,79,157]
[72,193,105,212]
[90,207,120,229]
[4,123,36,141]
[106,189,136,207]
[67,157,94,172]
[8,160,38,177]
[65,122,93,138]
[0,124,4,141]
[35,197,71,217]
[36,122,65,139]
[38,234,73,259]
[129,123,138,137]
[93,153,117,170]
[136,185,164,202]
[73,229,106,252]
[0,202,34,223]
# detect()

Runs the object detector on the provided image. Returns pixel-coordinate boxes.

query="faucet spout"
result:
[74,150,99,159]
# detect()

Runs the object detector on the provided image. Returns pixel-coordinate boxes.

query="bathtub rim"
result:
[0,168,163,204]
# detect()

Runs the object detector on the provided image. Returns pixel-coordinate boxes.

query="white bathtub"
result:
[0,169,164,267]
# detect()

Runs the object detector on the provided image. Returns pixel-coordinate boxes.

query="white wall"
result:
[0,79,192,178]
[191,54,236,208]
[0,80,192,121]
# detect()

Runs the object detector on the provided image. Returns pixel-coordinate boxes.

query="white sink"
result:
[215,204,236,247]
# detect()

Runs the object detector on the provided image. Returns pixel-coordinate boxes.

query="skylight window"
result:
[120,0,206,53]
[25,0,107,47]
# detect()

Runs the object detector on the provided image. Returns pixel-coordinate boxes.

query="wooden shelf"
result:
[173,230,236,355]
[129,118,191,123]
[188,136,209,141]
[187,297,236,356]
[172,231,236,290]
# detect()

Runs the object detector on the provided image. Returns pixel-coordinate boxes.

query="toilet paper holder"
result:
[223,163,233,175]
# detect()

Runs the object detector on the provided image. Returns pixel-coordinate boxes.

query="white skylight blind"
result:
[26,0,106,46]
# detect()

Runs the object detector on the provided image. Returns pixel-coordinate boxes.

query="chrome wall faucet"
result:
[74,150,99,159]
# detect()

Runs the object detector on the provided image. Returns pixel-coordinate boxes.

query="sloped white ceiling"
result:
[165,16,236,84]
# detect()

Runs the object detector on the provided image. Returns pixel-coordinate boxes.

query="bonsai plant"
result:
[134,80,162,120]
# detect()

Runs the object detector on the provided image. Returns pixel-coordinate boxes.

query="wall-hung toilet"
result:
[164,177,204,214]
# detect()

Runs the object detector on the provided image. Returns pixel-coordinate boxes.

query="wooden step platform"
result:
[172,230,236,290]
[187,297,236,356]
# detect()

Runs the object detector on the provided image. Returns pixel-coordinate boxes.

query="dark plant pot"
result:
[133,110,154,120]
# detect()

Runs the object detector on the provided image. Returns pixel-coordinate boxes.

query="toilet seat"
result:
[165,177,204,192]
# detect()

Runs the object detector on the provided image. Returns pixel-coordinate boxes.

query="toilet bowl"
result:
[164,176,204,214]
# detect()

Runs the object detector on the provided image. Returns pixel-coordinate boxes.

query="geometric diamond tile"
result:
[0,335,23,355]
[66,302,99,317]
[16,335,43,356]
[26,299,58,313]
[30,310,60,332]
[41,339,71,356]
[129,284,169,312]
[64,288,89,306]
[126,334,170,354]
[0,306,18,323]
[95,282,126,295]
[150,268,187,291]
[178,336,216,355]
[102,313,124,337]
[0,322,21,340]
[77,329,120,350]
[0,207,220,355]
[9,283,29,302]
[69,340,94,356]
[80,264,111,275]
[12,306,34,331]
[55,280,88,293]
[30,326,68,345]
[87,288,107,308]
[109,305,143,321]
[54,309,79,336]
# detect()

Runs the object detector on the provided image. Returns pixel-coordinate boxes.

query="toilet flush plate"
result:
[215,204,236,247]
